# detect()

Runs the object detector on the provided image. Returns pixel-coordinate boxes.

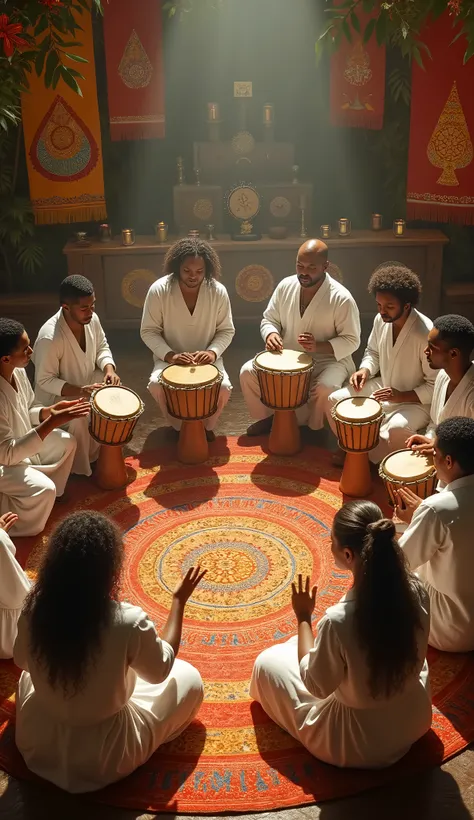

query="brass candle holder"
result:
[121,229,135,246]
[371,213,383,231]
[155,222,168,243]
[177,156,185,185]
[393,219,406,237]
[207,102,220,122]
[338,218,351,237]
[320,224,331,239]
[99,224,111,242]
[188,229,200,239]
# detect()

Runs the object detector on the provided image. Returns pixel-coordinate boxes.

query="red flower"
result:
[0,14,27,58]
[40,0,64,8]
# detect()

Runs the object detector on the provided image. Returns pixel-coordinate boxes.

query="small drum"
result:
[159,364,222,420]
[90,385,144,446]
[332,397,384,453]
[379,449,437,508]
[253,349,313,410]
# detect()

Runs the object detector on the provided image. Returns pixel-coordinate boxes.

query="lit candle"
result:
[338,218,351,236]
[393,219,406,237]
[320,225,331,239]
[263,104,274,124]
[207,102,219,122]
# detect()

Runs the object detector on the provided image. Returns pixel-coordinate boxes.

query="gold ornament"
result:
[235,265,274,302]
[327,262,343,284]
[121,269,156,308]
[118,30,153,89]
[228,185,260,220]
[193,198,213,221]
[270,196,292,219]
[427,82,473,187]
[231,131,256,156]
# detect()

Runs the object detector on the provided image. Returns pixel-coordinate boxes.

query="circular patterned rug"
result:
[0,440,473,813]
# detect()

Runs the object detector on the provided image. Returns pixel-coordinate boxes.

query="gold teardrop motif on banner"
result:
[427,81,473,187]
[118,29,153,89]
[29,95,97,181]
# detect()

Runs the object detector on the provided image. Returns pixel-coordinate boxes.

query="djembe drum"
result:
[332,396,384,497]
[379,449,437,508]
[159,363,222,464]
[89,385,144,490]
[253,349,314,456]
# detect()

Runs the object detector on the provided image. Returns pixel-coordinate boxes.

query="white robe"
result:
[14,602,203,793]
[328,310,435,462]
[33,310,115,477]
[0,368,76,537]
[0,529,31,659]
[250,585,431,768]
[240,274,361,430]
[425,363,474,438]
[400,474,474,652]
[141,275,235,431]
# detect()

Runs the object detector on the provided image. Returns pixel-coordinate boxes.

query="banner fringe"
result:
[110,124,166,141]
[34,205,107,225]
[407,202,474,225]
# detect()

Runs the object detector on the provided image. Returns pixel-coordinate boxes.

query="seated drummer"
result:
[240,239,360,436]
[33,275,120,477]
[141,238,235,442]
[327,263,435,464]
[397,417,474,653]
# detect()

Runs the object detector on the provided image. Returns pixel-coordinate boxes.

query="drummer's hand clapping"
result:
[265,332,283,352]
[405,433,435,456]
[350,368,370,391]
[49,399,90,424]
[165,351,196,366]
[298,332,317,353]
[394,487,422,524]
[81,383,103,397]
[193,350,217,365]
[372,386,402,403]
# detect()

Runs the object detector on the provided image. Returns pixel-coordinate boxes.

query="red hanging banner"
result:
[407,13,474,224]
[330,12,386,130]
[103,0,165,140]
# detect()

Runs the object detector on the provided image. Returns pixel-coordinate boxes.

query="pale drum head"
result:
[93,386,142,419]
[382,449,434,481]
[254,349,313,372]
[335,396,382,422]
[161,364,219,388]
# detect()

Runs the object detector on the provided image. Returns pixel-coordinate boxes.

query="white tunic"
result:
[426,363,474,437]
[250,585,431,768]
[14,602,204,793]
[328,310,435,462]
[0,529,30,659]
[0,368,76,536]
[400,474,474,652]
[240,274,361,429]
[141,275,235,431]
[33,310,115,476]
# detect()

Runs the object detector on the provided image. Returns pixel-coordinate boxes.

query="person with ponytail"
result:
[250,500,432,768]
[13,511,206,793]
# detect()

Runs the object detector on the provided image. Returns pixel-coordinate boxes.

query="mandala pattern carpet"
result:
[0,439,473,813]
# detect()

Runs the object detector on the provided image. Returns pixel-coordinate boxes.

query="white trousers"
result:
[0,429,77,537]
[148,357,232,431]
[0,529,31,659]
[327,379,431,463]
[67,416,100,477]
[240,357,353,431]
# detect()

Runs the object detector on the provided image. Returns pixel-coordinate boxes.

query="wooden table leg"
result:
[269,410,301,456]
[178,420,209,465]
[95,444,128,491]
[339,452,373,498]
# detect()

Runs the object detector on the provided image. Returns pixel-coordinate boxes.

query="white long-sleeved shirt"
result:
[141,275,235,363]
[0,368,43,467]
[426,364,474,438]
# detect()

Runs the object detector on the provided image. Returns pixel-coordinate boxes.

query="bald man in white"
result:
[240,240,361,435]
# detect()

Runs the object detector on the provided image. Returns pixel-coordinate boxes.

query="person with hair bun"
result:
[251,500,431,768]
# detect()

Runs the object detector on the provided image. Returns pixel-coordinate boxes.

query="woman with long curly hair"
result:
[141,237,235,441]
[13,511,206,793]
[251,500,431,768]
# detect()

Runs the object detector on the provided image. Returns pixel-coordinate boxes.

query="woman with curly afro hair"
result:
[141,237,235,442]
[327,262,437,464]
[13,510,206,793]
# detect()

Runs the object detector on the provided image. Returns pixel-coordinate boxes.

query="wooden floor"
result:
[1,331,473,820]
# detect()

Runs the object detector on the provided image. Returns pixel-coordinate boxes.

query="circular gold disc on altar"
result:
[236,265,274,303]
[231,131,256,156]
[193,198,213,221]
[270,196,292,219]
[121,269,157,309]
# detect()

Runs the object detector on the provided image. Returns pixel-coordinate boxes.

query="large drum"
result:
[379,449,437,508]
[159,364,222,464]
[253,349,314,456]
[332,396,384,498]
[90,385,144,490]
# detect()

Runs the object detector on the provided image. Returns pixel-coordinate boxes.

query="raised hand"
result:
[193,350,217,365]
[49,399,90,426]
[265,332,283,352]
[298,332,317,353]
[291,574,317,622]
[173,565,207,606]
[350,368,370,391]
[0,512,18,533]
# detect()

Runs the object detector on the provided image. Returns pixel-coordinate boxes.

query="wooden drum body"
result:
[253,349,313,457]
[90,386,144,491]
[379,449,437,508]
[159,364,222,465]
[332,397,384,498]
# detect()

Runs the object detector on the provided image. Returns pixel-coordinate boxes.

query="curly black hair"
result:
[59,274,94,304]
[368,264,422,306]
[163,238,221,281]
[436,416,474,474]
[433,314,474,356]
[0,317,25,358]
[23,511,124,696]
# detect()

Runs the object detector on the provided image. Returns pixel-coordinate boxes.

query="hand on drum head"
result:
[265,332,283,352]
[166,352,196,366]
[405,433,435,456]
[0,511,18,533]
[50,399,90,426]
[81,383,104,396]
[298,332,316,353]
[193,350,217,365]
[350,368,370,391]
[173,565,207,606]
[291,574,317,622]
[104,372,121,386]
[371,386,402,403]
[394,487,422,524]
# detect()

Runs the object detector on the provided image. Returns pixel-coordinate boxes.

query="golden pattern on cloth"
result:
[328,262,343,284]
[118,29,153,89]
[235,264,274,302]
[121,269,156,308]
[193,198,213,221]
[427,82,473,186]
[29,96,98,182]
[162,723,300,757]
[203,679,251,703]
[269,196,291,219]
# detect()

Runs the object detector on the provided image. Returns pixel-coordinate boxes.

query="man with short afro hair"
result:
[327,262,436,464]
